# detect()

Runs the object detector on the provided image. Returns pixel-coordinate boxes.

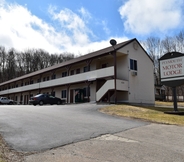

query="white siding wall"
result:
[118,41,155,104]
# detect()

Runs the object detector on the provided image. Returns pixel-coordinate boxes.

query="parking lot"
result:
[0,104,148,152]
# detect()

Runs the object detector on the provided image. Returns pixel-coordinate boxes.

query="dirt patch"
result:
[0,135,24,162]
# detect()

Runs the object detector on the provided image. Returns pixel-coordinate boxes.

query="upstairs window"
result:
[62,71,67,77]
[51,74,56,79]
[70,70,74,75]
[84,66,90,72]
[76,68,80,74]
[101,63,107,68]
[130,59,137,71]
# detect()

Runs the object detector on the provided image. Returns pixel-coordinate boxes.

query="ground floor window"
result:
[51,91,55,97]
[61,90,67,98]
[83,87,90,97]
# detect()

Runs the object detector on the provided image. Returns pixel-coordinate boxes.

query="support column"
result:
[66,84,71,103]
[85,81,91,102]
[108,90,110,104]
[113,50,117,104]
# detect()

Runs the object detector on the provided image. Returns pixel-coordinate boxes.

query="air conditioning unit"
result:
[131,71,137,76]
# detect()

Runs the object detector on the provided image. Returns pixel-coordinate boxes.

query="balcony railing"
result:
[0,66,114,95]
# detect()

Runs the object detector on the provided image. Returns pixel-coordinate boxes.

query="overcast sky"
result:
[0,0,184,55]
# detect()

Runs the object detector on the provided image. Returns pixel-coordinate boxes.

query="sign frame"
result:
[159,52,184,112]
[159,52,184,87]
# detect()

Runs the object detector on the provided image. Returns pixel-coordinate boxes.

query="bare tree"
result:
[175,30,184,53]
[0,46,6,82]
[162,36,177,53]
[6,48,17,80]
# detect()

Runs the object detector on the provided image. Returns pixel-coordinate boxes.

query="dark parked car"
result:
[29,94,65,106]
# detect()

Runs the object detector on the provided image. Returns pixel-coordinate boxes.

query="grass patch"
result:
[100,103,184,126]
[155,101,184,107]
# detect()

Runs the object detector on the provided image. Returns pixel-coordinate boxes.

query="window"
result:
[26,81,30,85]
[51,91,55,97]
[130,59,137,71]
[61,90,67,98]
[51,74,56,79]
[76,68,80,74]
[70,70,74,75]
[62,71,67,77]
[30,80,34,84]
[84,66,90,72]
[37,78,41,83]
[47,76,50,81]
[101,63,107,68]
[43,77,46,82]
[83,87,90,97]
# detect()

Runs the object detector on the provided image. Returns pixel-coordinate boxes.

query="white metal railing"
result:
[96,79,128,101]
[0,66,114,95]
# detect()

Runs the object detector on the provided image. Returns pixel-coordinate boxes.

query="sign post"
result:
[172,87,178,111]
[159,52,184,114]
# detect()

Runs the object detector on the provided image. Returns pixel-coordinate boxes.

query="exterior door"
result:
[75,89,84,103]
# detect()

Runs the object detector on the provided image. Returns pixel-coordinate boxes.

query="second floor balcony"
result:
[0,66,115,95]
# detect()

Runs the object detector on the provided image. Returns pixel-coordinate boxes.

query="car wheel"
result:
[9,102,13,105]
[57,101,61,105]
[39,101,44,106]
[33,104,36,106]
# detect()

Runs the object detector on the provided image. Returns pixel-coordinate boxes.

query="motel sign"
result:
[159,52,184,112]
[159,52,184,87]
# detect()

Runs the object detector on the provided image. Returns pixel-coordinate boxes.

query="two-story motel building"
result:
[0,38,155,105]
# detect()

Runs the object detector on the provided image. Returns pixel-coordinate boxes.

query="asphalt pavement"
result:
[0,104,184,162]
[25,123,184,162]
[0,104,148,152]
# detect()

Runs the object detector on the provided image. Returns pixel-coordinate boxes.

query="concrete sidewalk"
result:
[25,123,184,162]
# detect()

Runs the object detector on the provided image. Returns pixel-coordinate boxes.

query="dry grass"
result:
[100,102,184,126]
[0,134,25,162]
[155,101,184,107]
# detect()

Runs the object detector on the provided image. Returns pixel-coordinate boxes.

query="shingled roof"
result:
[0,38,147,86]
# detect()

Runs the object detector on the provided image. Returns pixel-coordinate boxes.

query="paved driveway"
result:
[0,104,149,152]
